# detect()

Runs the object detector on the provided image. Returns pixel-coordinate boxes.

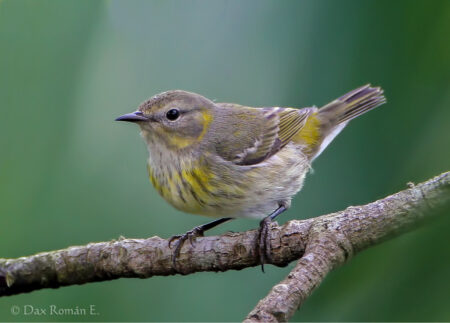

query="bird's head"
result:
[116,90,215,151]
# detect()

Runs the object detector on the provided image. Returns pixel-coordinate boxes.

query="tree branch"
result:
[0,172,449,321]
[245,171,450,322]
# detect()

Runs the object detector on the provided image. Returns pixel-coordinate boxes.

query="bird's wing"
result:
[215,104,314,165]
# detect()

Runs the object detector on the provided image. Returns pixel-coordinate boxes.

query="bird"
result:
[116,84,386,271]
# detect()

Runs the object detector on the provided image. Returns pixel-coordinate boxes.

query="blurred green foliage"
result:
[1,0,449,321]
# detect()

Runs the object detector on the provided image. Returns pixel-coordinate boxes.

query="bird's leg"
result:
[258,204,287,272]
[169,217,233,269]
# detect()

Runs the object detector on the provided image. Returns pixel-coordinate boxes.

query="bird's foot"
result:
[168,226,205,269]
[256,204,287,272]
[168,217,233,271]
[257,217,276,272]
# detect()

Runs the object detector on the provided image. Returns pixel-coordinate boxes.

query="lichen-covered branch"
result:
[0,172,449,321]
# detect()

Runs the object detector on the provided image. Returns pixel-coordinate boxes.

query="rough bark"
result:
[245,171,450,322]
[0,171,449,322]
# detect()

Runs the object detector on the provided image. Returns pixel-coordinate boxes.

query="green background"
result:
[1,0,449,321]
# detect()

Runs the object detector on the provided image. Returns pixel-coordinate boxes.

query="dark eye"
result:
[166,108,180,121]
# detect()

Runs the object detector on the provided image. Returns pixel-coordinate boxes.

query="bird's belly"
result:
[147,144,309,219]
[216,147,309,219]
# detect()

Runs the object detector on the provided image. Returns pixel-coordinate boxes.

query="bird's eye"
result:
[166,108,180,121]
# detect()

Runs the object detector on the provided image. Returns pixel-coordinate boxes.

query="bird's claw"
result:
[257,217,276,272]
[168,227,205,269]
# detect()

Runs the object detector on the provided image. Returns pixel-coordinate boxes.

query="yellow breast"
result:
[147,161,218,215]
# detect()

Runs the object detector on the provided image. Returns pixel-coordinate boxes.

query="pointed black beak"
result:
[115,111,148,122]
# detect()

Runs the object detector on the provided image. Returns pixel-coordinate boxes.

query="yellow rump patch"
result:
[294,113,321,146]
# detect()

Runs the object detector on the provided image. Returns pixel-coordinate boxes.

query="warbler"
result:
[116,84,386,270]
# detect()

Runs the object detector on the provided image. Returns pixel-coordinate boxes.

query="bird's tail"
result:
[309,84,386,160]
[318,84,386,124]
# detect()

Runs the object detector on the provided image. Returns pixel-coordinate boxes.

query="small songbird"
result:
[116,85,386,270]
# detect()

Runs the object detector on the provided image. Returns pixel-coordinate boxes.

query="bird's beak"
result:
[115,111,149,123]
